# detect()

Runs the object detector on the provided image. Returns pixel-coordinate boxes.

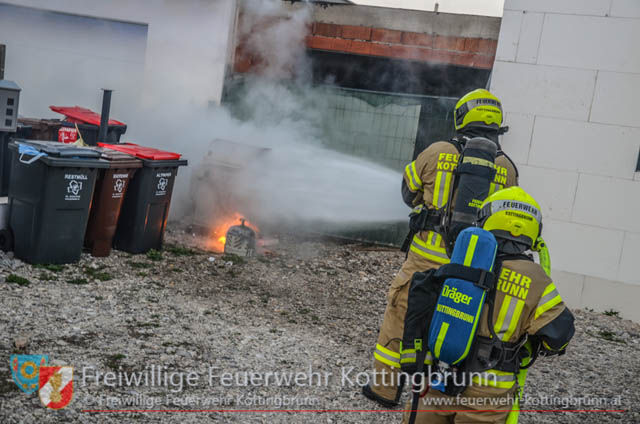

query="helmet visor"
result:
[478,199,542,225]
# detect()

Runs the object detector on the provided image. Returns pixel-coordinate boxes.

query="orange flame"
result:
[207,213,258,252]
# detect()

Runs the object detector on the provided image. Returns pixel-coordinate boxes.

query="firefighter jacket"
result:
[403,141,518,266]
[401,257,575,390]
[466,258,573,390]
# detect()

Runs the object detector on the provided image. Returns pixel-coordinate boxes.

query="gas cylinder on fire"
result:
[224,219,257,257]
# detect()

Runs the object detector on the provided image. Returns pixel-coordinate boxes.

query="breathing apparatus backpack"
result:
[401,227,498,424]
[401,137,498,256]
[441,137,497,254]
[401,230,538,424]
[401,226,497,369]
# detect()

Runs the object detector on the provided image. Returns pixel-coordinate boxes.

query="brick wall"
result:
[306,23,497,69]
[234,16,498,74]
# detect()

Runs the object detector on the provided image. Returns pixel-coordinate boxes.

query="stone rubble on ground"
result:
[0,224,638,423]
[0,250,22,271]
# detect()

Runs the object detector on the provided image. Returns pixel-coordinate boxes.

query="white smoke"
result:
[134,0,409,229]
[4,0,409,232]
[183,105,407,226]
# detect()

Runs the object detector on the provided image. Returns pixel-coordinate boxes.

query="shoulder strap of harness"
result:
[433,263,496,291]
[408,349,428,424]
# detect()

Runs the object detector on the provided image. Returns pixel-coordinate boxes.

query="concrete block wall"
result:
[491,0,640,321]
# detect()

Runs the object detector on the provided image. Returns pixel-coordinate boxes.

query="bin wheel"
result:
[0,228,14,252]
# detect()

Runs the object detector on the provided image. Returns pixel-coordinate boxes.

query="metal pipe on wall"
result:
[98,88,112,143]
[0,44,6,80]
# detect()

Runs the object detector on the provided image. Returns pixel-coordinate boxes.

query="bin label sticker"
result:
[66,181,83,200]
[64,174,87,201]
[156,178,168,196]
[58,127,78,144]
[113,179,125,198]
[112,173,129,199]
[155,172,172,196]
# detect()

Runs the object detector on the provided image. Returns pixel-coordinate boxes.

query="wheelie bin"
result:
[7,140,108,263]
[98,143,187,254]
[84,148,142,257]
[50,106,127,145]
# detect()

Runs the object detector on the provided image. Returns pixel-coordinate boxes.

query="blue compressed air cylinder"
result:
[428,227,497,366]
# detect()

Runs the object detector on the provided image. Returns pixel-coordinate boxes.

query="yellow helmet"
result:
[454,89,503,132]
[478,187,541,249]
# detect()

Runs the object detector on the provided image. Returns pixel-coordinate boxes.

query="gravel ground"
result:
[0,224,638,423]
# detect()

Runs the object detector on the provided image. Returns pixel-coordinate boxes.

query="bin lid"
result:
[84,146,142,168]
[9,140,110,168]
[15,139,102,158]
[50,106,126,127]
[98,142,182,160]
[18,118,62,128]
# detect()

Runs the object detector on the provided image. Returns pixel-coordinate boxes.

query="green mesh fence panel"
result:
[222,77,457,246]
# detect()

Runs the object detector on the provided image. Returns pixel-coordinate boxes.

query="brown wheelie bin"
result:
[84,148,141,257]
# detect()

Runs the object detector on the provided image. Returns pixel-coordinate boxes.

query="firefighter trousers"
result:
[370,255,441,402]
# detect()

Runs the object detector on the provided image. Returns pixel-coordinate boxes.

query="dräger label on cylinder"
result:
[64,174,87,201]
[155,172,172,196]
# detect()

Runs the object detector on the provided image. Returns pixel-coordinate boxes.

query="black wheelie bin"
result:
[8,140,108,263]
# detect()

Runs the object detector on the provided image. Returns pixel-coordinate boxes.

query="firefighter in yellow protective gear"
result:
[363,89,519,406]
[402,187,575,424]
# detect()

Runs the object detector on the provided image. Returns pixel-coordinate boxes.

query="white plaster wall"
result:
[0,3,148,120]
[1,0,237,120]
[1,0,238,222]
[492,0,640,321]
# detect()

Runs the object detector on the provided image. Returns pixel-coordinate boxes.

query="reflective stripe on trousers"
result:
[374,344,401,369]
[410,231,450,265]
[471,369,516,389]
[400,350,434,365]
